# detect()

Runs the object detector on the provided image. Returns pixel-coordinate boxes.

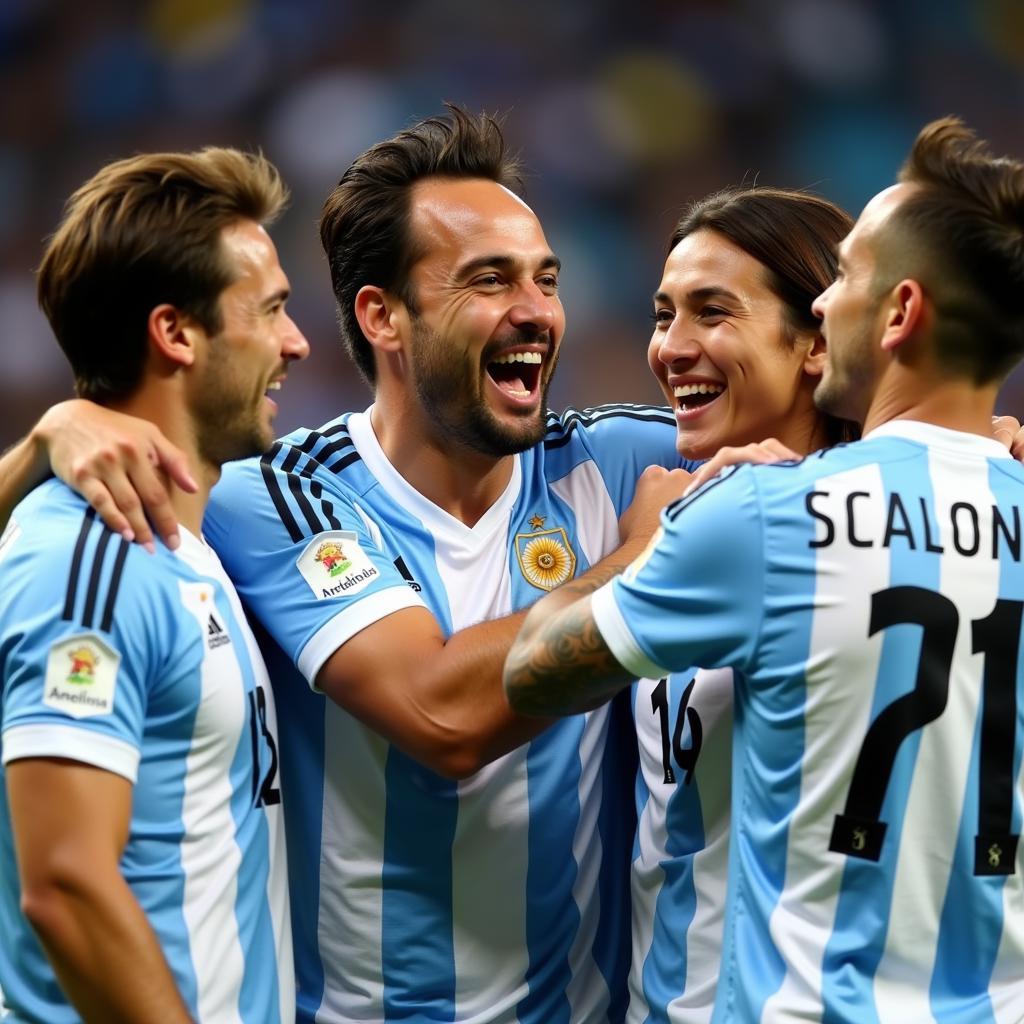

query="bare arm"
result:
[0,401,195,550]
[317,465,692,778]
[8,758,194,1023]
[503,590,635,717]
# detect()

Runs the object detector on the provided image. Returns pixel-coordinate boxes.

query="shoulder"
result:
[207,414,368,550]
[543,404,677,451]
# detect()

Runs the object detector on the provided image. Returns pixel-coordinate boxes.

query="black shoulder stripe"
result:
[286,468,328,536]
[99,538,130,632]
[62,508,97,621]
[544,407,675,452]
[261,445,302,543]
[81,528,114,629]
[261,427,363,543]
[309,481,342,530]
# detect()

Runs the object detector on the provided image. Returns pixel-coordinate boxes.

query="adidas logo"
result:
[207,614,231,649]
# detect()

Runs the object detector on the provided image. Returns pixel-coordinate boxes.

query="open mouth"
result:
[673,382,725,415]
[487,351,543,402]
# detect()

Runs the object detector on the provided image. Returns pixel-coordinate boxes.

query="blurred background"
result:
[2,0,1022,452]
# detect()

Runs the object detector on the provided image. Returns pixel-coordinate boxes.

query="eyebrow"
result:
[259,287,290,311]
[454,253,561,281]
[652,285,742,305]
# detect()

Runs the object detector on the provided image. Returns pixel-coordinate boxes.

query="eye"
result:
[473,273,502,288]
[697,305,729,320]
[650,308,674,326]
[536,274,559,293]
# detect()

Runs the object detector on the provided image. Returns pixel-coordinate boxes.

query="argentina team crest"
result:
[514,515,577,592]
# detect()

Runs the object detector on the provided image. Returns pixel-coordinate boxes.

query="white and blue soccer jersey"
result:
[593,421,1024,1023]
[628,667,733,1024]
[204,404,688,1024]
[0,481,293,1024]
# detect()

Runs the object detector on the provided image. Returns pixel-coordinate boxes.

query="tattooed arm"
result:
[503,588,634,716]
[503,465,690,717]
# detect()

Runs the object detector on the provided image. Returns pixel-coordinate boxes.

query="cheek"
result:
[646,335,662,376]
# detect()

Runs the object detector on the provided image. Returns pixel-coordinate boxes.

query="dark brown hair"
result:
[889,116,1024,383]
[37,148,288,402]
[319,104,523,386]
[671,186,859,445]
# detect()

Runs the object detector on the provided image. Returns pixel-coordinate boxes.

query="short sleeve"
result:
[591,466,765,678]
[1,527,154,782]
[205,452,425,686]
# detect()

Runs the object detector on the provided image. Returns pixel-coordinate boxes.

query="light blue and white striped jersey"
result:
[0,481,293,1024]
[628,667,732,1024]
[205,404,686,1024]
[594,421,1024,1024]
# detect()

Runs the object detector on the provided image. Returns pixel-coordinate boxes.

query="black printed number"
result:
[651,676,703,786]
[248,685,282,807]
[829,586,1022,875]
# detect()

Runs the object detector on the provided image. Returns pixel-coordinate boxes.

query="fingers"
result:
[68,450,161,554]
[683,439,802,496]
[992,415,1020,452]
[150,436,198,495]
[43,404,189,553]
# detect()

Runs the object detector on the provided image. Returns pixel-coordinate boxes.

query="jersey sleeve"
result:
[548,405,695,516]
[205,450,425,687]
[1,507,158,783]
[591,466,765,678]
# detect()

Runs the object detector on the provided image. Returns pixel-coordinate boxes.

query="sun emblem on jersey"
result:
[314,541,352,577]
[67,645,99,685]
[515,527,576,591]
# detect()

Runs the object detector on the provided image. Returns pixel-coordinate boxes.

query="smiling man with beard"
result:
[0,107,692,1022]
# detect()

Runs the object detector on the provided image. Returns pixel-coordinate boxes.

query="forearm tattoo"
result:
[504,601,631,716]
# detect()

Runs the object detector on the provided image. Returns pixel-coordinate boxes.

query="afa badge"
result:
[43,633,120,719]
[514,517,576,592]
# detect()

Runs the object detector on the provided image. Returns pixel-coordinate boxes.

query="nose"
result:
[282,313,311,363]
[508,280,557,335]
[811,282,832,321]
[655,318,703,369]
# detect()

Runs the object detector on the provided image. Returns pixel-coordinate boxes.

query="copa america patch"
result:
[44,633,120,719]
[297,531,380,600]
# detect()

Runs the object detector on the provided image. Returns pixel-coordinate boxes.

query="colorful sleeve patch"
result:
[296,531,381,601]
[43,633,121,719]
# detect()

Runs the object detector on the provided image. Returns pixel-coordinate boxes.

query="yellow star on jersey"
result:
[529,514,546,530]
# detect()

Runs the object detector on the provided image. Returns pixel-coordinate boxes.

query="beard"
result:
[409,318,557,458]
[192,369,275,468]
[813,323,876,426]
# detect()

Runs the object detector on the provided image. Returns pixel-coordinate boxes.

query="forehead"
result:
[659,228,772,298]
[841,182,916,262]
[408,177,552,271]
[218,219,287,290]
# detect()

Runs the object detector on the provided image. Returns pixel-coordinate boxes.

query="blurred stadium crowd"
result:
[1,0,1021,450]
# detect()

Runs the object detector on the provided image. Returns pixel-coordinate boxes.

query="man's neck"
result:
[106,396,215,539]
[368,402,515,528]
[862,370,1000,439]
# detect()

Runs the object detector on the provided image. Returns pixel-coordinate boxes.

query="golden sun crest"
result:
[515,526,576,591]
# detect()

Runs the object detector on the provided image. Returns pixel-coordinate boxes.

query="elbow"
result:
[20,875,77,942]
[419,741,490,781]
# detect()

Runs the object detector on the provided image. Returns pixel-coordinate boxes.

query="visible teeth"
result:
[492,352,543,365]
[673,383,724,398]
[267,382,282,391]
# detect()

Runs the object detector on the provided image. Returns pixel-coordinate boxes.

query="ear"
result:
[354,285,407,357]
[148,304,201,368]
[801,331,828,379]
[879,279,926,353]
